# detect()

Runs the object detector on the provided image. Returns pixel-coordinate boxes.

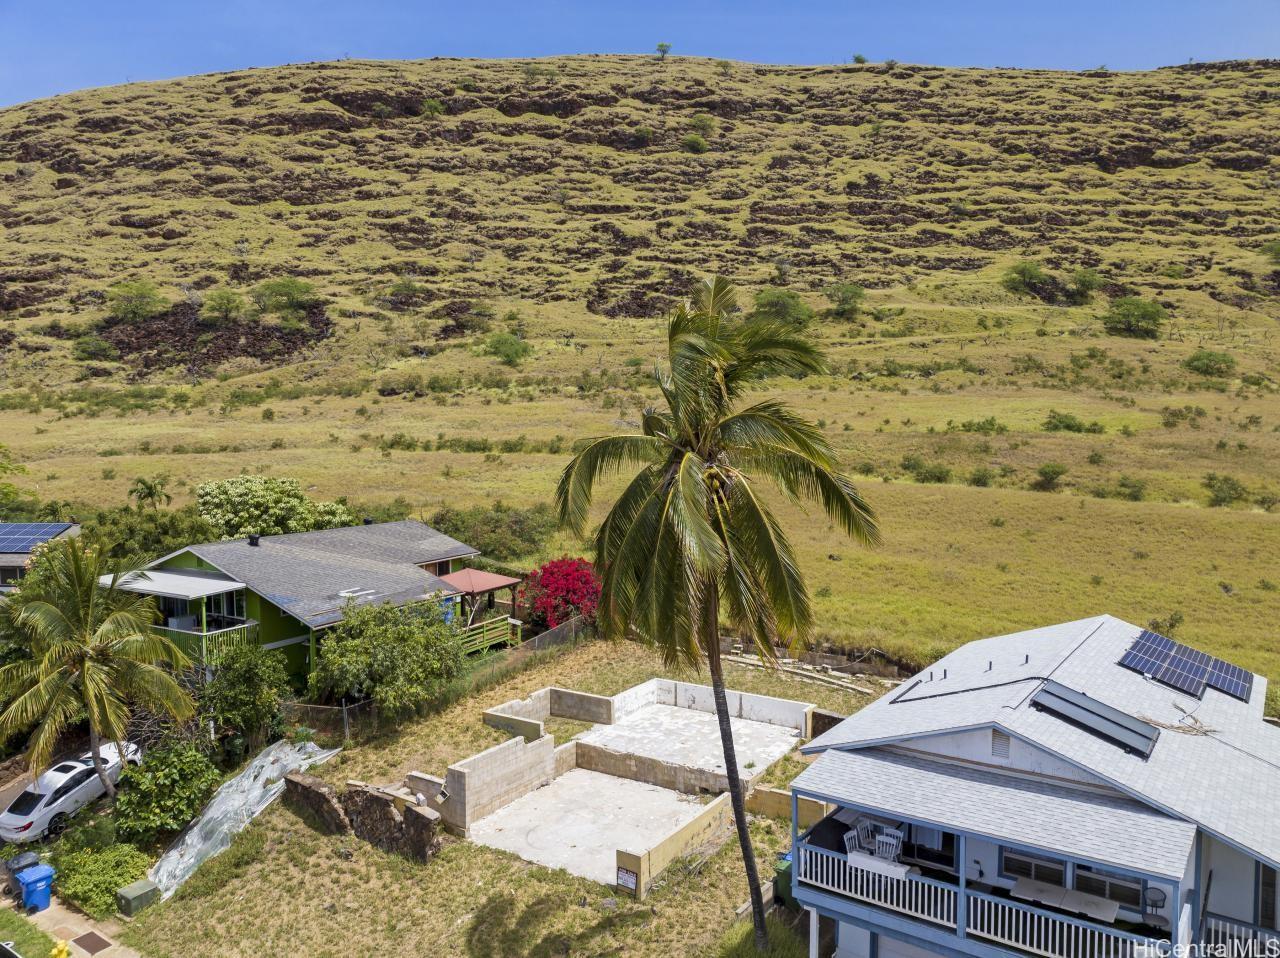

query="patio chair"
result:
[1143,887,1168,926]
[874,828,904,863]
[855,819,878,853]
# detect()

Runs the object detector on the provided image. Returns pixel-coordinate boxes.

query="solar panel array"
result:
[0,522,73,556]
[1031,680,1160,758]
[1118,629,1253,702]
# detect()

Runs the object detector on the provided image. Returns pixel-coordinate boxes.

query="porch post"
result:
[1171,879,1182,949]
[1193,832,1203,941]
[791,791,799,854]
[957,833,967,937]
[808,906,819,958]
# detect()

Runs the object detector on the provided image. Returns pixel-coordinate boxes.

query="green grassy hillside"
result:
[1,56,1277,684]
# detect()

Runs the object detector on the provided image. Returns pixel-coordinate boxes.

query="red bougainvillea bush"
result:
[519,557,600,630]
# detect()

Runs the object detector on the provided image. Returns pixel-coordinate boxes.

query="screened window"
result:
[1261,865,1277,929]
[1075,865,1142,910]
[1001,850,1066,886]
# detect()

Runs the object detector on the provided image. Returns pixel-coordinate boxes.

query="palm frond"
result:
[555,434,666,534]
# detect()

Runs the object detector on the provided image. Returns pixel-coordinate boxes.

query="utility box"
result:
[15,864,53,913]
[117,878,160,917]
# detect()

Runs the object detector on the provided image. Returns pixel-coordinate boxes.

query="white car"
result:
[0,743,141,842]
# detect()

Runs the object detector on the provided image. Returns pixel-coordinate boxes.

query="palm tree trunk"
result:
[88,727,116,798]
[705,597,770,952]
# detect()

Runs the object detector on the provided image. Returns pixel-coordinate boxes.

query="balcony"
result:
[152,617,259,666]
[796,835,1175,958]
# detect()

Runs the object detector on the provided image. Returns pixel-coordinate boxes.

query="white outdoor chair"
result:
[874,828,904,862]
[855,820,878,853]
[842,829,862,858]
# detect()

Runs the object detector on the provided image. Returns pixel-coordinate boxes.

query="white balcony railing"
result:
[1203,913,1280,950]
[797,842,1164,958]
[797,843,957,928]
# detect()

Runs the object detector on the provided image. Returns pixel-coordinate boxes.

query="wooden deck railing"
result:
[797,842,1164,958]
[153,620,258,667]
[1203,912,1280,950]
[460,616,518,655]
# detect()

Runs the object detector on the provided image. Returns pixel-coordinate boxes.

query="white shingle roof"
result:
[793,748,1197,880]
[805,615,1280,869]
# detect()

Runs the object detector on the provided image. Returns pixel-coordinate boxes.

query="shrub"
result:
[823,282,865,320]
[250,278,319,319]
[689,113,716,136]
[680,133,709,154]
[1102,297,1166,339]
[429,501,554,561]
[853,54,869,64]
[115,744,221,845]
[420,98,445,118]
[1033,463,1068,491]
[72,334,119,362]
[1001,261,1050,296]
[1183,349,1236,377]
[85,504,217,561]
[656,42,672,60]
[106,280,167,324]
[484,331,532,368]
[1066,268,1104,305]
[196,475,353,538]
[1203,472,1247,507]
[202,644,290,746]
[53,843,151,918]
[519,557,600,630]
[1043,409,1105,434]
[716,916,807,958]
[968,467,996,487]
[901,454,951,484]
[308,600,463,720]
[715,59,733,76]
[752,288,815,328]
[632,125,656,146]
[200,288,245,325]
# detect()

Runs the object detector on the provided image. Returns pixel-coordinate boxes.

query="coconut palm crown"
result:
[0,538,194,797]
[556,276,878,950]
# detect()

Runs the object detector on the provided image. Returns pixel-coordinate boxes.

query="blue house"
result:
[789,615,1280,958]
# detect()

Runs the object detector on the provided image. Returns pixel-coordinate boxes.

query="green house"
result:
[109,520,520,676]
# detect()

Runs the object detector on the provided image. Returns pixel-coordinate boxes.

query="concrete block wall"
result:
[669,680,814,735]
[745,785,831,827]
[576,740,728,795]
[419,734,560,835]
[549,687,614,724]
[482,687,551,742]
[616,793,732,900]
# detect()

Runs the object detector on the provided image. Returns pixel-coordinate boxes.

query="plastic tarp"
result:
[149,739,339,899]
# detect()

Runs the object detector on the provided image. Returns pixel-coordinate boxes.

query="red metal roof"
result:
[439,567,521,595]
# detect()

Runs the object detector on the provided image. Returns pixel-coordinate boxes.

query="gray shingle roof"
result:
[161,520,477,629]
[805,615,1280,869]
[793,747,1197,880]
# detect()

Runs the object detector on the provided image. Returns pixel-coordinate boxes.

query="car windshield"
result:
[6,790,44,816]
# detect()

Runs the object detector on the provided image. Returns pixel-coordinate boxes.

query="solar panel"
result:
[1118,629,1252,703]
[0,523,72,555]
[1031,680,1160,758]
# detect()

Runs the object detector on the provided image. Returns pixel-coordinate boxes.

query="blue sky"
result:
[2,0,1278,107]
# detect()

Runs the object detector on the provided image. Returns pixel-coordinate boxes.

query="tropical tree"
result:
[0,539,194,797]
[128,474,172,511]
[556,277,879,951]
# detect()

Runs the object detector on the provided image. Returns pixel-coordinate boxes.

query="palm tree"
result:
[128,474,171,511]
[557,277,879,951]
[0,538,194,797]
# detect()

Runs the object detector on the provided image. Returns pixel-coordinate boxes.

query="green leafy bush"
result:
[680,133,709,154]
[250,278,319,319]
[484,331,532,367]
[823,282,865,320]
[72,334,120,362]
[1066,268,1104,305]
[308,600,463,721]
[1102,297,1165,339]
[115,744,221,845]
[1043,409,1105,434]
[200,288,246,325]
[1183,349,1236,377]
[968,466,996,487]
[106,280,168,324]
[53,843,151,918]
[752,288,815,328]
[429,500,555,561]
[196,475,353,538]
[1204,472,1247,507]
[689,113,716,136]
[901,454,951,484]
[202,644,290,746]
[1033,463,1068,491]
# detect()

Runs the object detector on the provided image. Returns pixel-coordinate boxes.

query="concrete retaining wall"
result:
[549,687,614,724]
[575,740,728,794]
[746,785,831,827]
[484,685,616,742]
[667,680,814,736]
[615,793,733,900]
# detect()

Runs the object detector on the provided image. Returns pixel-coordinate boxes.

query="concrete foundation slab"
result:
[574,703,800,780]
[469,768,706,884]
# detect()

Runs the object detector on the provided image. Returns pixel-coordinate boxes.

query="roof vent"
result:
[248,534,260,547]
[363,517,374,525]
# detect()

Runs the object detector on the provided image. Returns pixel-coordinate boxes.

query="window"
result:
[422,560,450,577]
[991,729,1011,760]
[1001,849,1066,886]
[903,826,956,871]
[0,566,23,586]
[1075,865,1143,910]
[6,790,45,816]
[1260,864,1277,930]
[49,769,94,805]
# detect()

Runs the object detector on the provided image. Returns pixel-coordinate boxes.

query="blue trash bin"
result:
[15,863,53,913]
